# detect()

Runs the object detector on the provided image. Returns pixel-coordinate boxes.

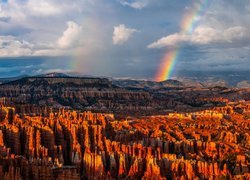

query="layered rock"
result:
[0,77,249,116]
[0,100,249,179]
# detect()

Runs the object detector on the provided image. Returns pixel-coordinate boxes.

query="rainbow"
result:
[155,0,210,81]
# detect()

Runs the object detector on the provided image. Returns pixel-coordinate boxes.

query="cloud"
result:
[0,4,11,22]
[148,26,250,48]
[32,49,67,57]
[223,26,248,43]
[26,0,62,16]
[0,20,83,57]
[0,36,34,57]
[118,0,150,9]
[42,68,73,74]
[0,33,74,58]
[0,16,10,22]
[1,0,78,18]
[191,27,220,44]
[147,33,189,48]
[113,24,138,45]
[57,21,82,49]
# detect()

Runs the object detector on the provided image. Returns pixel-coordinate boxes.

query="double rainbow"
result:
[155,0,210,81]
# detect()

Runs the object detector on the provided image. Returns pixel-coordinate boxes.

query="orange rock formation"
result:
[0,101,249,179]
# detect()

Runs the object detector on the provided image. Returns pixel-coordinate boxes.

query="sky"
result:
[0,0,250,79]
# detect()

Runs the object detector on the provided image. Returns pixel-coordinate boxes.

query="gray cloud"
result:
[0,16,10,22]
[0,35,33,57]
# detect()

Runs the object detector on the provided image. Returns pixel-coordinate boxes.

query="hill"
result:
[0,75,249,116]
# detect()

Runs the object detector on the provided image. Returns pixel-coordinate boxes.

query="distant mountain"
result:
[112,77,237,89]
[175,77,228,88]
[0,75,29,84]
[0,73,70,84]
[3,76,113,88]
[1,71,249,88]
[111,79,184,90]
[175,70,250,87]
[237,81,250,88]
[35,72,70,77]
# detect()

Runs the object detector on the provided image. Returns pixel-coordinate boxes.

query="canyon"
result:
[0,100,249,179]
[0,76,249,116]
[0,76,249,179]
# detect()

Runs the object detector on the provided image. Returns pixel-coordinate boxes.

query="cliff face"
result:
[0,77,155,114]
[0,77,249,116]
[0,101,249,179]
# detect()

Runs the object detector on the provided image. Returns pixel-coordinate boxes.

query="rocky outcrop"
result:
[0,77,249,117]
[0,100,249,179]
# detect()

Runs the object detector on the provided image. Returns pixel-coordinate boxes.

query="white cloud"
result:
[191,27,220,44]
[32,49,67,57]
[147,33,189,48]
[118,0,150,9]
[113,24,138,45]
[26,0,61,16]
[0,20,83,57]
[0,34,75,58]
[1,0,79,18]
[43,69,72,74]
[148,26,250,48]
[57,21,82,49]
[223,26,247,43]
[0,36,34,57]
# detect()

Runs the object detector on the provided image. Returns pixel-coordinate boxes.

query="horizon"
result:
[0,71,249,88]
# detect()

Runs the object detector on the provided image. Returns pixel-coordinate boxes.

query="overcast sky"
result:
[0,0,250,78]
